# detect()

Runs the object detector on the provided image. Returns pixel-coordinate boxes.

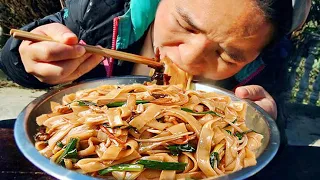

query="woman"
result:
[0,0,311,119]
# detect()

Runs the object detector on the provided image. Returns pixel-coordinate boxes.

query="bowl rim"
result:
[14,76,280,180]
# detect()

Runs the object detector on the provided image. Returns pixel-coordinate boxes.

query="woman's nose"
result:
[179,35,216,65]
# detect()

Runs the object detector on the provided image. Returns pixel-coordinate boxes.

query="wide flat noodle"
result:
[162,57,193,90]
[34,84,263,179]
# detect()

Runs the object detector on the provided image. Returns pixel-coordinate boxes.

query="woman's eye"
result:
[176,19,196,33]
[220,57,233,65]
[224,60,234,65]
[217,52,235,65]
[185,28,197,34]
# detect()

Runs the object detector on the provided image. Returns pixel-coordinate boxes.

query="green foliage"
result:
[307,0,320,28]
[290,0,320,106]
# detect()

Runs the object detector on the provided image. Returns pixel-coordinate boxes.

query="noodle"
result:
[34,83,263,179]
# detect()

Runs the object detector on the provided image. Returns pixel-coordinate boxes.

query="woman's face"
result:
[153,0,274,80]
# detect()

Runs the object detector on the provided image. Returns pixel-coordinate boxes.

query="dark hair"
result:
[256,0,293,41]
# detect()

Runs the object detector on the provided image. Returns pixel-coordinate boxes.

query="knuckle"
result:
[35,68,49,78]
[252,85,263,92]
[52,67,66,78]
[50,22,66,30]
[36,75,57,85]
[36,77,48,83]
[75,68,85,79]
[24,66,33,74]
[245,87,256,96]
[19,42,31,57]
[36,68,61,84]
[248,85,264,96]
[32,73,51,84]
[58,69,68,78]
[74,64,88,79]
[76,56,84,66]
[21,61,35,74]
[50,22,61,27]
[18,43,26,53]
[40,48,53,61]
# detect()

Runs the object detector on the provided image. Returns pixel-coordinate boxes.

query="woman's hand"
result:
[19,23,104,85]
[235,85,277,119]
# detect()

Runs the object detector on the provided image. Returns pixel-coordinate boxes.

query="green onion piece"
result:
[98,164,144,175]
[225,130,232,135]
[181,108,222,117]
[136,160,187,171]
[226,119,237,127]
[107,100,149,108]
[66,149,78,159]
[168,143,196,156]
[106,101,126,107]
[210,152,220,168]
[167,146,180,156]
[135,100,149,104]
[234,132,244,140]
[57,141,64,148]
[180,108,195,113]
[77,100,97,106]
[56,138,79,165]
[234,130,254,140]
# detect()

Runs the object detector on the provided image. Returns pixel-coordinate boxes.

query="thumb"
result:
[32,23,79,45]
[235,85,267,101]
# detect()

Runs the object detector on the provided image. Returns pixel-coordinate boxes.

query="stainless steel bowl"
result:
[14,76,280,180]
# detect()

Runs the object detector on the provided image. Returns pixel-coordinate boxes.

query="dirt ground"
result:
[0,70,46,119]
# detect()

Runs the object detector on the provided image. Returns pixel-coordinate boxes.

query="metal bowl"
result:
[14,76,280,180]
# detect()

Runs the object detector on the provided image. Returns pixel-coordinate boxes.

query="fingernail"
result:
[75,45,85,55]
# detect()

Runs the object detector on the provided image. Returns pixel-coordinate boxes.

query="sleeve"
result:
[0,0,89,89]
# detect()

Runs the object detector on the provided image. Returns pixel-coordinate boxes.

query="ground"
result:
[0,70,46,120]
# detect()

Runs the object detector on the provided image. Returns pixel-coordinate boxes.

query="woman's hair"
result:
[256,0,293,41]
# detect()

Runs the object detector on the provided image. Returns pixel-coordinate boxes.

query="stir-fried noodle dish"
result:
[34,83,263,179]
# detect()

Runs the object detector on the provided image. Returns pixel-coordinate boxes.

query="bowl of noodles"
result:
[14,76,280,180]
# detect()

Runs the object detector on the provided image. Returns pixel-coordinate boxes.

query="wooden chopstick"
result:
[10,29,163,69]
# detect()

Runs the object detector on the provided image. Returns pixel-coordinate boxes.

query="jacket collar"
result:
[116,0,160,50]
